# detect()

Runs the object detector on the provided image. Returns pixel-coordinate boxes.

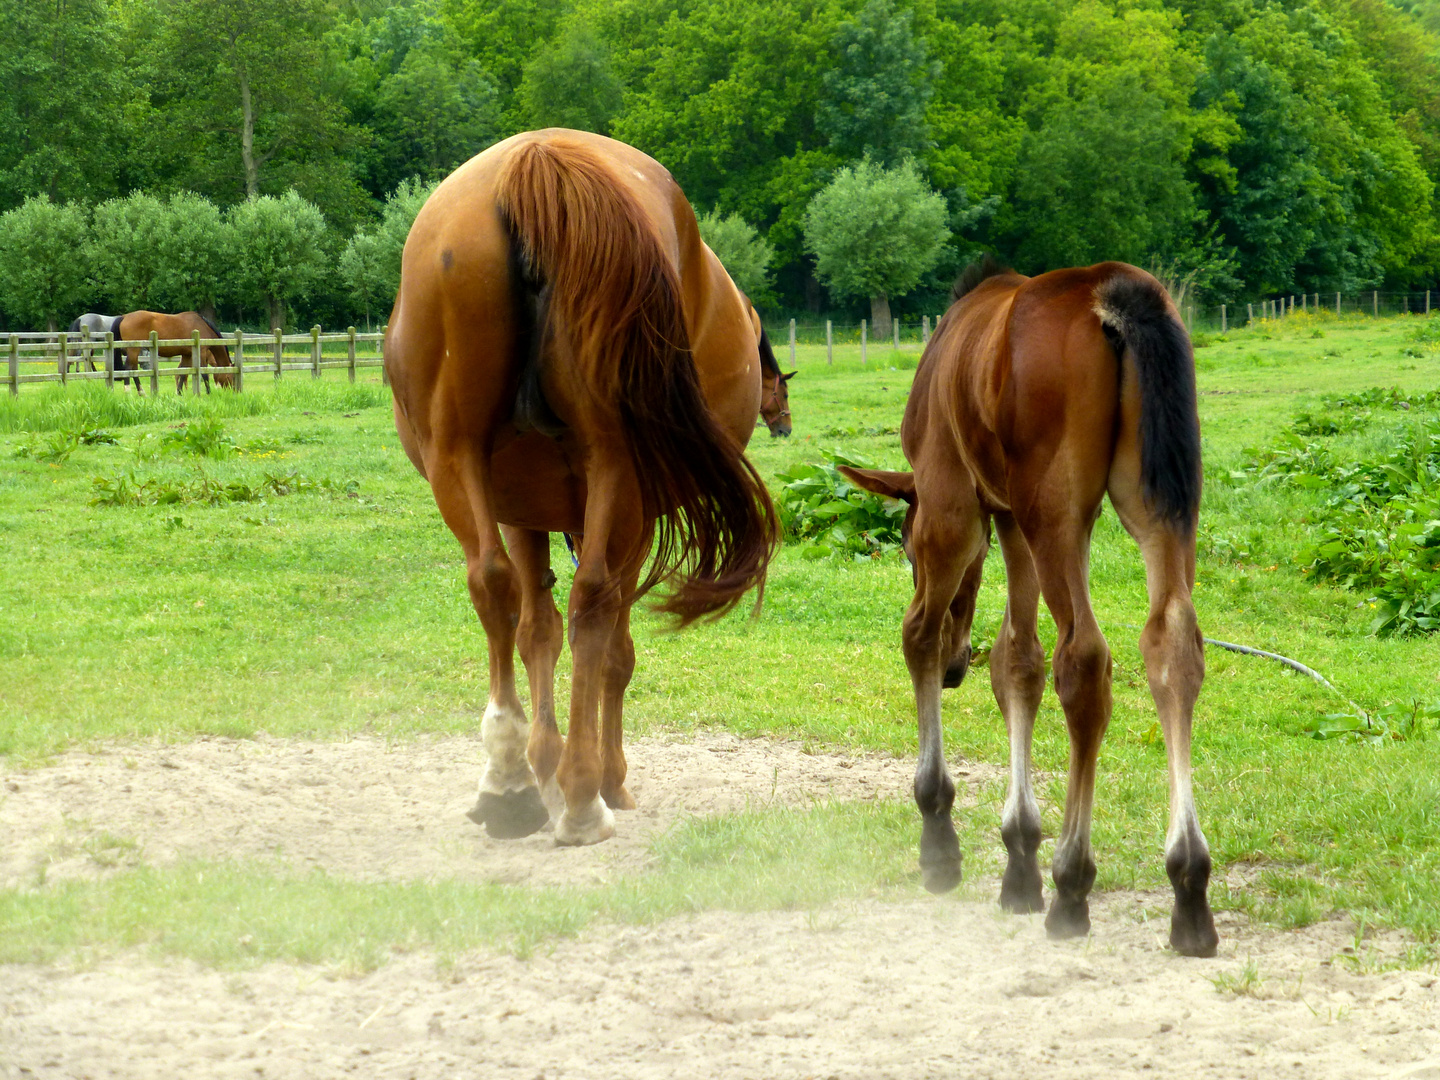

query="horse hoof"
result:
[921,856,963,894]
[555,796,615,846]
[467,786,550,839]
[1044,897,1091,940]
[999,869,1044,914]
[602,785,636,811]
[1170,904,1219,958]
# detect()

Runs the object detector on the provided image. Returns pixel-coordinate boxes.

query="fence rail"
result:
[5,326,387,396]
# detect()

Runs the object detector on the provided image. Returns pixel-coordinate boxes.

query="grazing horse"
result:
[66,313,120,373]
[385,129,778,846]
[742,297,795,437]
[117,311,234,394]
[841,258,1217,957]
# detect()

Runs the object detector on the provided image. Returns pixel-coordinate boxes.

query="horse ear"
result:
[837,466,916,503]
[781,370,797,381]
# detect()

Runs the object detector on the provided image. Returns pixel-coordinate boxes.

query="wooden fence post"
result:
[347,326,357,383]
[8,334,17,395]
[104,332,114,389]
[1335,292,1341,315]
[893,319,900,349]
[1373,290,1379,316]
[234,330,244,393]
[826,320,833,365]
[922,315,930,345]
[273,327,283,381]
[192,330,202,395]
[1428,290,1432,315]
[861,319,867,366]
[310,325,321,379]
[788,318,796,368]
[149,331,159,395]
[1220,305,1226,333]
[1246,303,1253,325]
[380,324,389,387]
[57,331,68,385]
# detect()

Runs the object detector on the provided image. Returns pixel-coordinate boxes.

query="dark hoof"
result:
[1170,903,1219,957]
[1045,896,1091,939]
[919,814,963,894]
[999,863,1044,914]
[467,787,550,839]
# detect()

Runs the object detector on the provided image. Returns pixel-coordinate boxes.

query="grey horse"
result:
[66,313,141,389]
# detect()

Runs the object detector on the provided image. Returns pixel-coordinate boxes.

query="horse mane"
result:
[756,325,780,376]
[952,254,1014,302]
[195,312,231,362]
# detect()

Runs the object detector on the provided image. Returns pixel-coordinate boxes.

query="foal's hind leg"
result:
[1109,488,1217,957]
[502,526,566,822]
[990,513,1047,914]
[1015,506,1112,940]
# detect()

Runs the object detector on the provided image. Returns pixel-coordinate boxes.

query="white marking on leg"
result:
[1000,706,1039,839]
[1165,774,1207,854]
[554,793,615,846]
[478,700,538,795]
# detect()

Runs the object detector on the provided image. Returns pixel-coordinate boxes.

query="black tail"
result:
[1093,273,1201,532]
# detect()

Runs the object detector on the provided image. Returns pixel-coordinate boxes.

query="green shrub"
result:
[775,448,906,560]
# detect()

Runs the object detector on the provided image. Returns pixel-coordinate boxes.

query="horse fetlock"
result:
[601,783,636,811]
[555,794,616,847]
[913,768,956,820]
[467,785,550,839]
[918,813,963,894]
[1051,843,1097,906]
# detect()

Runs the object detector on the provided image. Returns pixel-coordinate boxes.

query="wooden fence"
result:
[5,326,387,396]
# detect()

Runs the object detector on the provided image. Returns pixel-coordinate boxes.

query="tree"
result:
[815,0,939,166]
[153,192,234,320]
[339,231,388,329]
[86,192,170,312]
[126,0,364,221]
[0,0,130,209]
[0,196,91,331]
[696,210,775,303]
[518,19,623,134]
[803,158,950,337]
[230,191,331,329]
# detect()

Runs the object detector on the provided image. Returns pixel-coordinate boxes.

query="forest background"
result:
[5,0,1440,332]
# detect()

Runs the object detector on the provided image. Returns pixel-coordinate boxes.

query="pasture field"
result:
[2,309,1440,982]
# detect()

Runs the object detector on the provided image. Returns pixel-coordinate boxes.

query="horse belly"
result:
[488,432,587,533]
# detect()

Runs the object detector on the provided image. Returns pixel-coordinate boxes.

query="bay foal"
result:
[842,260,1217,956]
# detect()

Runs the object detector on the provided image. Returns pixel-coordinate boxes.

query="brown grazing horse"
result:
[742,296,795,437]
[118,311,233,394]
[386,129,778,846]
[841,258,1216,957]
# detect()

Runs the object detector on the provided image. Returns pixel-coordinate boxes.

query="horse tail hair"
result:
[495,135,778,624]
[1093,271,1201,533]
[67,317,81,334]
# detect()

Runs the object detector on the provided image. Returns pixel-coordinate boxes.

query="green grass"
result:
[4,314,1440,966]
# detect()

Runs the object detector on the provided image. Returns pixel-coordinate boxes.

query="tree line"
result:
[4,0,1440,332]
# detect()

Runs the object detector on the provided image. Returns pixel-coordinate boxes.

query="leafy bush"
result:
[775,448,906,559]
[90,467,357,507]
[1297,700,1440,744]
[158,417,238,458]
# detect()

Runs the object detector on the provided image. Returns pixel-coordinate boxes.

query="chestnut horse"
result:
[118,311,233,394]
[385,129,778,846]
[841,259,1216,956]
[743,296,795,437]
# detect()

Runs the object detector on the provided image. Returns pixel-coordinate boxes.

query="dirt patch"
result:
[2,735,1438,1079]
[0,732,980,890]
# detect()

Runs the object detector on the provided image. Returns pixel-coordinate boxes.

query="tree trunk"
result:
[870,294,892,342]
[239,62,258,199]
[200,301,217,324]
[267,294,283,331]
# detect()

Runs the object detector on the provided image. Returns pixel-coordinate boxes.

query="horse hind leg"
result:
[433,455,549,840]
[599,563,642,812]
[1110,487,1216,956]
[990,513,1047,915]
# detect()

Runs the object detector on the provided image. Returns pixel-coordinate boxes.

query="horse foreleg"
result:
[990,513,1047,915]
[503,525,567,824]
[903,495,984,894]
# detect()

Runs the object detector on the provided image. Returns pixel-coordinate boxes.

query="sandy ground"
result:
[2,734,1438,1079]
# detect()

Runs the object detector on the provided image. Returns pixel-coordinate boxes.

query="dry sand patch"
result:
[2,733,1438,1079]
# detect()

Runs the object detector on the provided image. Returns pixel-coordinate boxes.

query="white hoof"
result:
[554,795,615,846]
